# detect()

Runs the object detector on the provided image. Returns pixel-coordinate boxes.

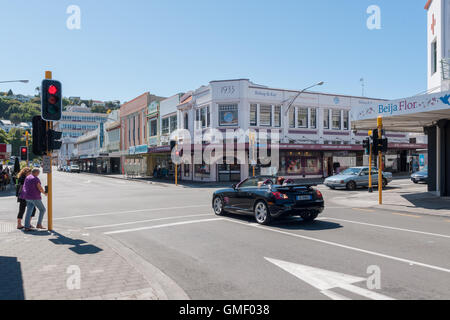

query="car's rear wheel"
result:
[254,201,271,225]
[301,211,319,222]
[346,181,357,191]
[213,197,226,216]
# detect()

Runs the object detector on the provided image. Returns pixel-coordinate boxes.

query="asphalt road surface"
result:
[1,171,449,300]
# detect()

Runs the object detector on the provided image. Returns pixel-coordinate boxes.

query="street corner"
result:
[0,222,170,300]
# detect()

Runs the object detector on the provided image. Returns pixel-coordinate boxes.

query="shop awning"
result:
[351,90,450,133]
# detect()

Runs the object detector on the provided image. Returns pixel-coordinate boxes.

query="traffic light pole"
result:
[368,131,373,193]
[26,132,29,166]
[377,117,383,205]
[45,71,53,231]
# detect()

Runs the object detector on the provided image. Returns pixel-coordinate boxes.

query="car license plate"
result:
[297,195,312,201]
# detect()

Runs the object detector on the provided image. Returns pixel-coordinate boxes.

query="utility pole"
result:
[25,131,29,166]
[175,143,178,187]
[377,117,383,205]
[368,130,373,193]
[45,71,54,231]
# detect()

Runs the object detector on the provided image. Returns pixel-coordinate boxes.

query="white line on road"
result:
[318,217,450,239]
[104,218,224,235]
[54,205,211,220]
[225,219,450,274]
[85,214,211,230]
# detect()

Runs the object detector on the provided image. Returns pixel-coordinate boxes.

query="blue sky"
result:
[0,0,427,102]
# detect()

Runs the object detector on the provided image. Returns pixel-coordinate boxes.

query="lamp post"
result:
[0,80,29,84]
[284,81,325,117]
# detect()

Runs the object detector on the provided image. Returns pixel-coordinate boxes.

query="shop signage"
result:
[148,146,171,154]
[129,145,148,155]
[352,90,450,121]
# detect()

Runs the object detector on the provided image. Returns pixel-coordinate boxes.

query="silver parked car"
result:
[324,167,393,190]
[411,166,428,184]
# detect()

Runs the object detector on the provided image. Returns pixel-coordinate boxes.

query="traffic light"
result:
[20,146,28,161]
[32,116,63,155]
[41,79,62,121]
[371,129,388,154]
[47,129,63,151]
[363,138,371,155]
[32,116,47,156]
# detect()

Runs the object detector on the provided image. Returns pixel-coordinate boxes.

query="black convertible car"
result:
[212,176,324,225]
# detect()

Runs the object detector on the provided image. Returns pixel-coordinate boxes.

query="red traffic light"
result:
[48,96,58,105]
[21,148,27,153]
[48,85,58,95]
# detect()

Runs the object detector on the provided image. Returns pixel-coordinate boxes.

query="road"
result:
[1,171,449,300]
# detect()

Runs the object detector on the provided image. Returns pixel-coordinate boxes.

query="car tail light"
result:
[272,192,288,200]
[316,190,323,199]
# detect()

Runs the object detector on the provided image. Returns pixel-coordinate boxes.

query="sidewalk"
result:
[0,222,189,300]
[330,187,450,217]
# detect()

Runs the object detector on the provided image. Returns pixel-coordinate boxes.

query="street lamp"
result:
[0,80,29,84]
[284,81,325,116]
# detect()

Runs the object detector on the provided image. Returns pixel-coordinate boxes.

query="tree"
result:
[9,113,22,124]
[7,89,13,96]
[0,128,8,144]
[7,128,25,157]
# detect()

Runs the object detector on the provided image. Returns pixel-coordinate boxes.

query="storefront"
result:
[125,145,149,176]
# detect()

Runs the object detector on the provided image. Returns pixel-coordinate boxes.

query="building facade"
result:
[120,93,165,176]
[71,110,121,174]
[426,0,450,92]
[54,105,109,167]
[175,79,419,183]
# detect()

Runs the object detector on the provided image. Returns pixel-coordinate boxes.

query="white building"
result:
[426,0,450,92]
[72,110,121,174]
[173,79,418,183]
[54,104,109,166]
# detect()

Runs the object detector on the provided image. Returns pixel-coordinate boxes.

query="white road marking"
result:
[225,219,450,274]
[54,205,211,220]
[85,214,211,230]
[318,217,450,239]
[321,289,351,300]
[265,258,394,300]
[104,218,224,235]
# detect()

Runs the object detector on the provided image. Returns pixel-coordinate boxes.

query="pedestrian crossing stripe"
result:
[0,222,15,233]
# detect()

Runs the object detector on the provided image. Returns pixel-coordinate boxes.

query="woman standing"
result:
[16,167,36,230]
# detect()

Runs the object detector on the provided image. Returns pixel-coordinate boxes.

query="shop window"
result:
[332,110,341,130]
[274,106,281,127]
[184,164,190,178]
[170,115,177,133]
[324,109,330,129]
[289,107,296,128]
[260,105,272,127]
[184,113,189,130]
[161,118,169,135]
[431,40,437,75]
[250,104,258,126]
[194,162,211,178]
[310,108,317,129]
[150,119,158,137]
[343,110,349,130]
[298,108,308,128]
[219,104,238,126]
